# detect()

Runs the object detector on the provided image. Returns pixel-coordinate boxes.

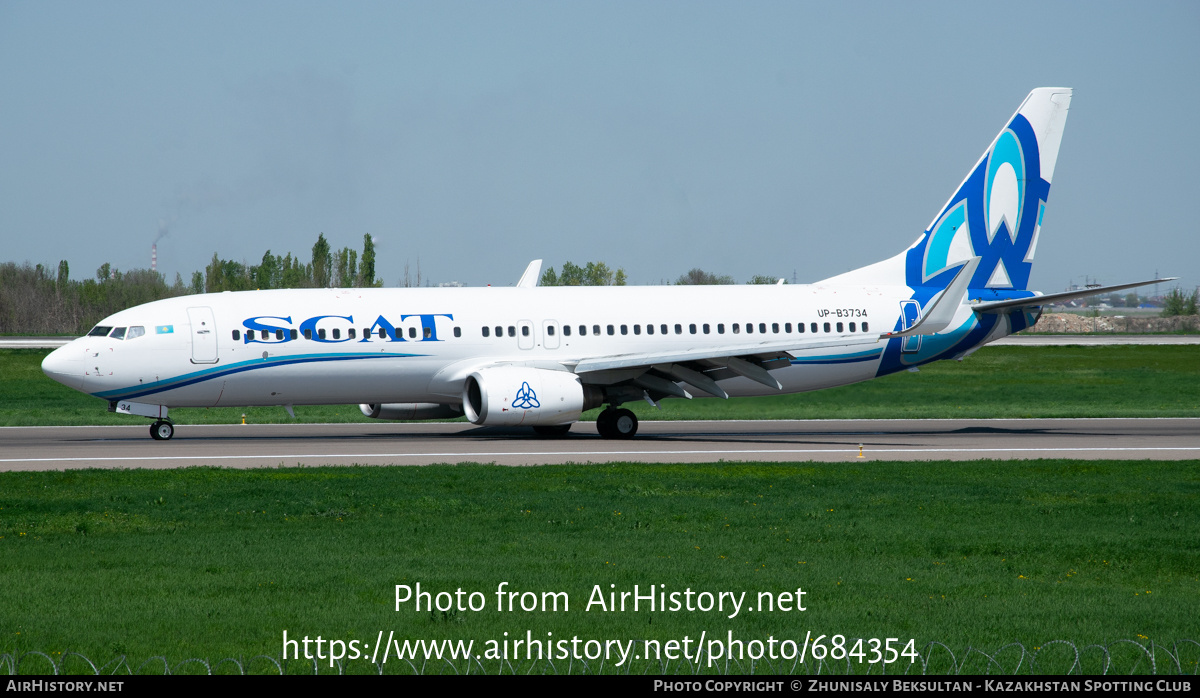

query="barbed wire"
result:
[3,639,1197,675]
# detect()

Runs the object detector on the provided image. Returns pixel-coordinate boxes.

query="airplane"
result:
[41,87,1174,441]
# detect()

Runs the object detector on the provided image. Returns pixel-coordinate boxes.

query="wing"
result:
[570,333,882,400]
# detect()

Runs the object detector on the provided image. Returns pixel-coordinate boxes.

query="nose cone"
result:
[42,343,85,392]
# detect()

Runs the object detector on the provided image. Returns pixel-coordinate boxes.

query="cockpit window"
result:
[88,326,113,337]
[127,326,145,339]
[109,327,127,340]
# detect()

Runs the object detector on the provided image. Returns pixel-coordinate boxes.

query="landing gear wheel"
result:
[150,420,175,441]
[597,408,638,439]
[533,424,572,437]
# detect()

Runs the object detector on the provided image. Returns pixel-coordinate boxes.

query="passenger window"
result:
[88,326,113,337]
[579,325,587,336]
[607,325,615,336]
[424,327,432,339]
[733,323,740,334]
[127,326,145,339]
[318,328,327,340]
[717,323,725,334]
[620,325,628,335]
[548,325,556,336]
[823,322,831,333]
[771,323,779,333]
[110,327,127,340]
[810,323,818,333]
[759,323,766,333]
[633,324,640,335]
[797,323,804,333]
[303,329,312,340]
[521,326,530,337]
[660,324,668,334]
[496,326,503,337]
[378,328,387,339]
[408,327,416,339]
[703,323,710,334]
[233,330,241,341]
[563,325,571,336]
[291,329,299,340]
[746,323,753,334]
[593,325,601,335]
[689,323,696,334]
[785,323,792,333]
[836,322,843,332]
[508,326,516,337]
[674,324,682,335]
[348,328,356,339]
[332,328,341,340]
[862,322,869,332]
[483,326,490,337]
[453,327,461,337]
[646,324,654,335]
[277,329,285,340]
[849,322,856,332]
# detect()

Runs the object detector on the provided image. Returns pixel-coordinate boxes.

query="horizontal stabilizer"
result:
[970,277,1178,314]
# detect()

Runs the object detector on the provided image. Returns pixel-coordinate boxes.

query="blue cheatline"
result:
[92,351,427,401]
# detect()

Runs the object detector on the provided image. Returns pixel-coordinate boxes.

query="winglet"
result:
[884,257,980,338]
[516,260,543,288]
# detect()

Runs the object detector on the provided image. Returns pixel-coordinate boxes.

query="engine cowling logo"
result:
[512,382,540,409]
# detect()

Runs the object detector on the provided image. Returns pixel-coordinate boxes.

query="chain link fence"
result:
[3,639,1197,675]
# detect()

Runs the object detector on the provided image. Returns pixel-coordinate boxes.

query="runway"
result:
[2,418,1197,470]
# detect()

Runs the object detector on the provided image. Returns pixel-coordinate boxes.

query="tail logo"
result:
[915,114,1049,291]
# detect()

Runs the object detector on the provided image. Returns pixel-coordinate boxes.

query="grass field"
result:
[1,461,1197,674]
[2,344,1199,426]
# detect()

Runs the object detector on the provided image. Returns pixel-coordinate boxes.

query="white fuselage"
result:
[42,282,993,411]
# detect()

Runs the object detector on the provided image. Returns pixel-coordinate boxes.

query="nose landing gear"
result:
[596,407,638,439]
[150,420,175,441]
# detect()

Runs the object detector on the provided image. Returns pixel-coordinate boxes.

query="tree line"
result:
[198,233,378,293]
[1161,288,1199,317]
[538,262,784,287]
[1,236,792,334]
[0,234,379,336]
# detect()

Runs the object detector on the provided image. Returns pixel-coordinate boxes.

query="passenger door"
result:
[899,300,921,354]
[187,307,219,364]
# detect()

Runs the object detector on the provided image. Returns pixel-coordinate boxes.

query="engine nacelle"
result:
[359,403,464,420]
[462,366,602,426]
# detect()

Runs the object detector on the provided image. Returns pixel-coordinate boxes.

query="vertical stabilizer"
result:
[821,88,1071,291]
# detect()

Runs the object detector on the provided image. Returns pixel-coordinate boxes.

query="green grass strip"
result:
[1,460,1196,673]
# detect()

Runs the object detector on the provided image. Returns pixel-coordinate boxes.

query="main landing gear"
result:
[150,420,175,441]
[596,407,638,440]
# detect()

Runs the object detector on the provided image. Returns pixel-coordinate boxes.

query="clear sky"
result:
[2,1,1196,291]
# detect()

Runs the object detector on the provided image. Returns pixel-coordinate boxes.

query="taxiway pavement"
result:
[2,418,1197,471]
